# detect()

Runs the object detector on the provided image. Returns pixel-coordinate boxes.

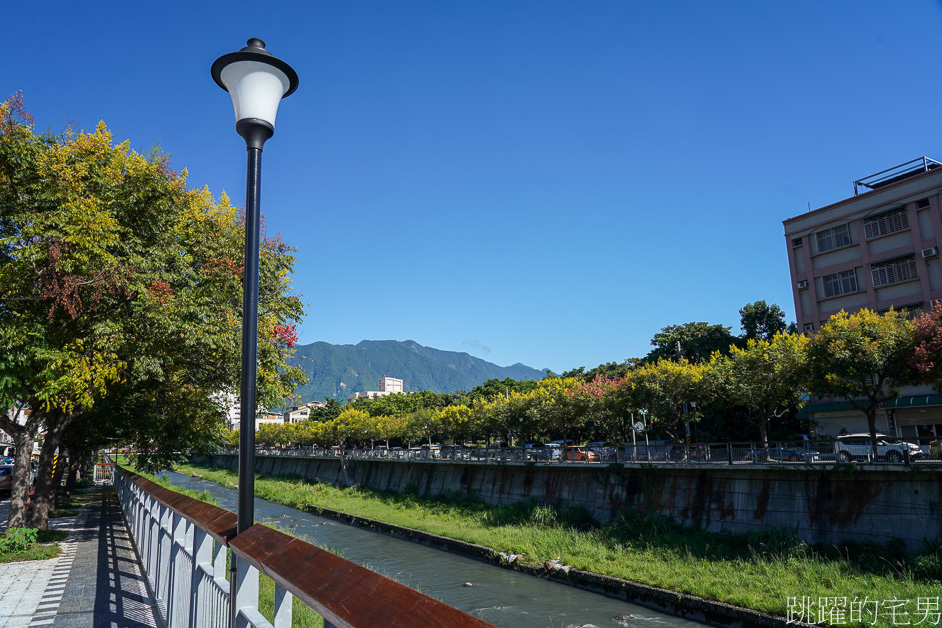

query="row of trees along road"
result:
[236,302,942,458]
[0,96,307,530]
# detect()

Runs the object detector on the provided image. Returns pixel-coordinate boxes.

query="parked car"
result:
[587,441,618,461]
[748,445,820,463]
[835,433,923,462]
[0,464,13,495]
[562,446,598,462]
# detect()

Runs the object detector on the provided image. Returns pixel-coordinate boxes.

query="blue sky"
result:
[7,1,942,374]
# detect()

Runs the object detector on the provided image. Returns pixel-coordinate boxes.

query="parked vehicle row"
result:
[247,436,941,466]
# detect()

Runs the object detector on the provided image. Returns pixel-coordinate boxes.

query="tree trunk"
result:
[29,412,71,530]
[64,444,82,499]
[0,407,43,529]
[6,428,37,528]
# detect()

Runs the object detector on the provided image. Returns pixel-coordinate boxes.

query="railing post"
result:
[190,527,212,628]
[273,583,293,628]
[233,556,259,628]
[148,496,161,592]
[157,502,173,617]
[215,543,229,627]
[168,511,188,627]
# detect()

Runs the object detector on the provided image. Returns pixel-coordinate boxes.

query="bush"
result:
[746,525,809,560]
[0,527,38,553]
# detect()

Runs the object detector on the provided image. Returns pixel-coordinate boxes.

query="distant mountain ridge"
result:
[289,340,547,402]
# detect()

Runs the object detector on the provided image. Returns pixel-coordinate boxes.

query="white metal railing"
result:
[94,462,115,484]
[110,459,494,628]
[113,464,236,628]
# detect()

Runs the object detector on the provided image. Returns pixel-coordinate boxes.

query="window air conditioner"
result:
[803,323,814,332]
[921,247,939,259]
[797,280,808,289]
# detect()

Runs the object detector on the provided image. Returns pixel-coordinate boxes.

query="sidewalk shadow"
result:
[92,487,162,628]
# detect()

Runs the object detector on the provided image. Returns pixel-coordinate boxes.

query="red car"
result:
[562,446,598,462]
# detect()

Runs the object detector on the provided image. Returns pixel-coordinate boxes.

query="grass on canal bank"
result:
[173,460,942,628]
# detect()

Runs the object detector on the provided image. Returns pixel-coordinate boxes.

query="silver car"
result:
[835,433,922,462]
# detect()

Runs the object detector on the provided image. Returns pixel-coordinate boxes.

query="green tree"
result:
[469,377,539,401]
[628,359,704,443]
[645,322,737,364]
[705,332,808,447]
[739,300,788,341]
[0,96,305,528]
[308,398,342,423]
[806,309,915,455]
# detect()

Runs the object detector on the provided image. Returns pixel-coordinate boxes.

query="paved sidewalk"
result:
[0,486,161,628]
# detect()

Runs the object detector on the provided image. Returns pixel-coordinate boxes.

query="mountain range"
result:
[288,340,547,403]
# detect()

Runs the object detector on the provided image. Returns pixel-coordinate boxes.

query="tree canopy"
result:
[645,322,737,364]
[0,94,305,527]
[805,308,915,452]
[739,300,789,341]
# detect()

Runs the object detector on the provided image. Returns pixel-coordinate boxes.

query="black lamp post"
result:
[212,38,297,628]
[212,37,298,537]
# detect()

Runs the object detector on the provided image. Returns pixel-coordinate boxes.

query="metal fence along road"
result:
[239,440,941,467]
[107,460,496,628]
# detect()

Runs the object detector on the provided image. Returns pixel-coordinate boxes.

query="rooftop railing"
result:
[853,156,942,195]
[109,461,495,628]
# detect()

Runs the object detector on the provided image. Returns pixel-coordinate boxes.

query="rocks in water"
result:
[462,582,473,587]
[543,558,571,574]
[497,552,521,565]
[190,473,203,478]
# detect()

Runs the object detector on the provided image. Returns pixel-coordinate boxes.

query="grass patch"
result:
[173,460,942,628]
[0,528,66,563]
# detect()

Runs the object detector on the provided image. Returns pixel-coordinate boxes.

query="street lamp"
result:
[212,38,297,628]
[212,37,298,538]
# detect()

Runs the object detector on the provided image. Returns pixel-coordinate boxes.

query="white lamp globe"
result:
[212,39,299,132]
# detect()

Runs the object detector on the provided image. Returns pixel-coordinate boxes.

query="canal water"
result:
[159,471,706,628]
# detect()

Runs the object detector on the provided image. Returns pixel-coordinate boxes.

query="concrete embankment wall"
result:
[208,454,941,550]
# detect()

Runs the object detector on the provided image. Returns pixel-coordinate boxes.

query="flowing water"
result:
[159,471,707,628]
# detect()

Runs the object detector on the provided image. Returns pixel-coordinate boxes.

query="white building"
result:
[283,400,328,424]
[214,390,273,431]
[348,376,404,402]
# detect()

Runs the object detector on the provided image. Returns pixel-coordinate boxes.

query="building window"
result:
[792,237,803,247]
[816,224,851,253]
[864,206,909,240]
[822,269,859,298]
[870,254,918,287]
[917,198,930,209]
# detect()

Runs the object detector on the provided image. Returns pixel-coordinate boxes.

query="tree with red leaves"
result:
[911,302,942,391]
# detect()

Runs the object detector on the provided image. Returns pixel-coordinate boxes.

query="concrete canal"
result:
[159,471,708,628]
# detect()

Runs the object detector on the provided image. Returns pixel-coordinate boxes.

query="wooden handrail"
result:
[121,468,238,544]
[229,523,494,628]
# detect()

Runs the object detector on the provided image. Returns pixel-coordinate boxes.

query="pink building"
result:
[784,157,942,332]
[784,157,942,440]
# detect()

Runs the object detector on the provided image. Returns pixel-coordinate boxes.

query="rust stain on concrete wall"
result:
[807,473,884,529]
[753,478,771,521]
